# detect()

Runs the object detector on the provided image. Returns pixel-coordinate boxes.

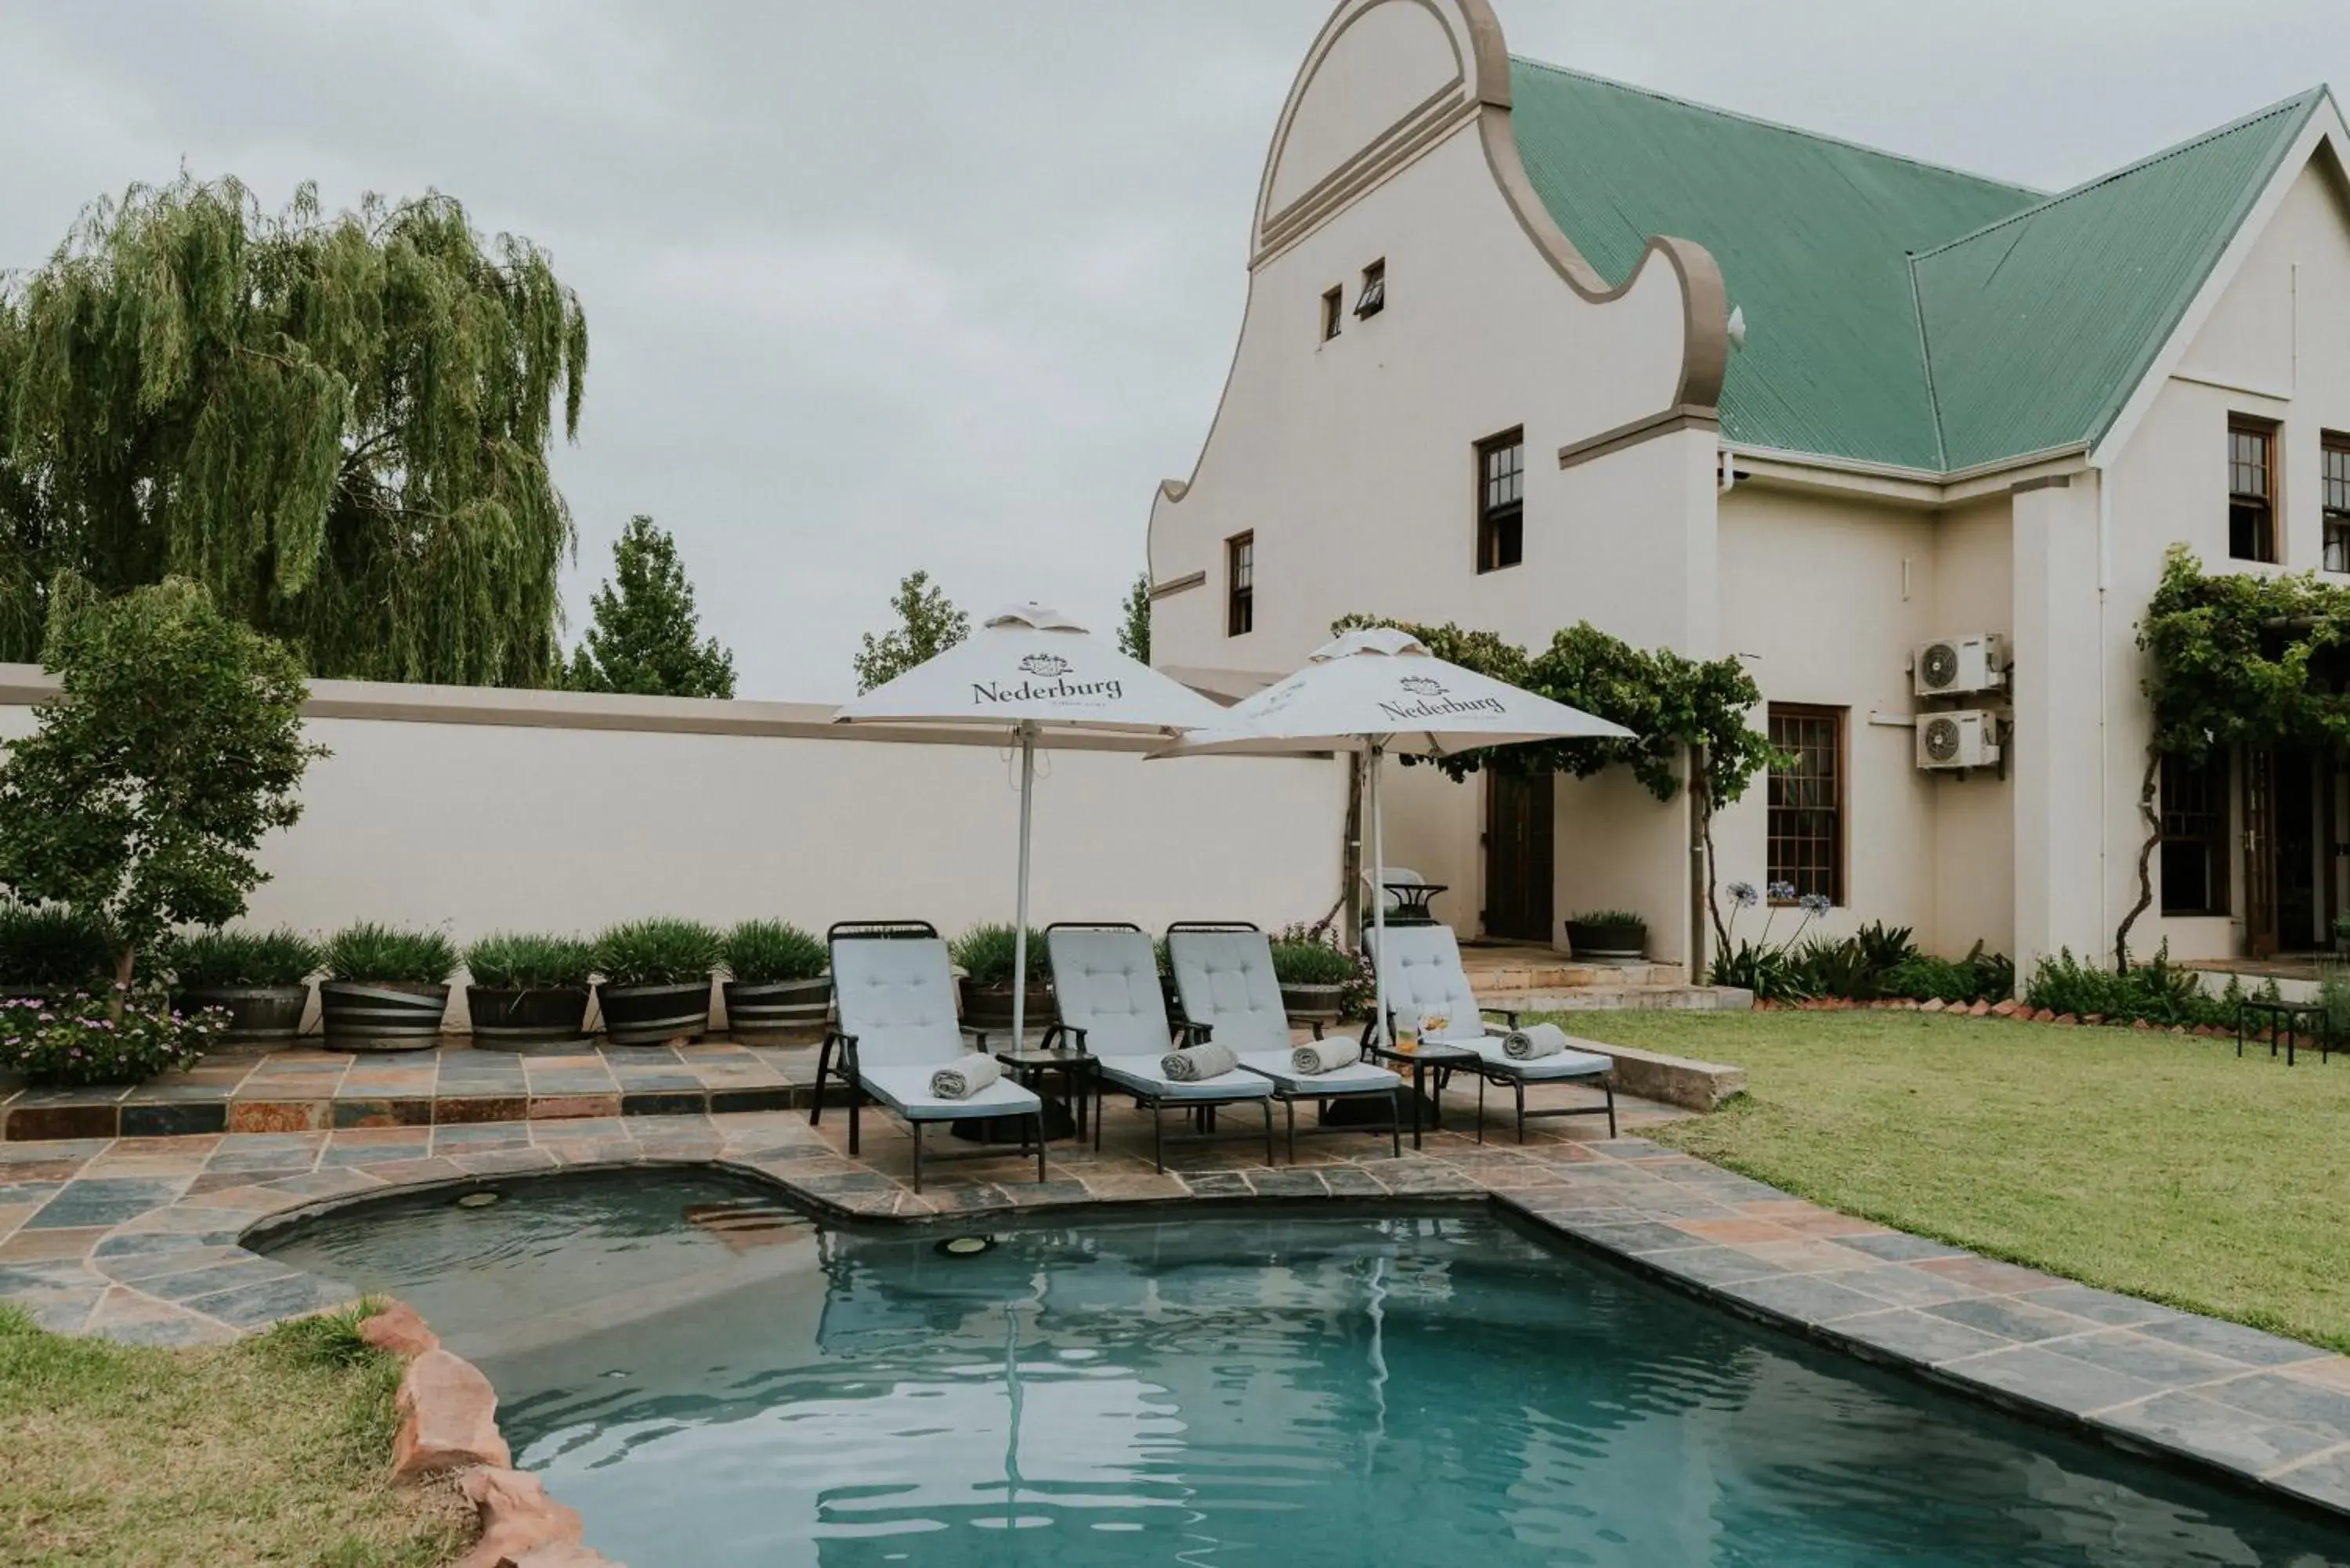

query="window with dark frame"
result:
[1354,259,1386,319]
[1475,428,1524,573]
[1320,287,1343,342]
[2324,434,2350,573]
[2229,419,2277,563]
[1226,532,1254,638]
[2159,751,2230,916]
[1766,705,1844,905]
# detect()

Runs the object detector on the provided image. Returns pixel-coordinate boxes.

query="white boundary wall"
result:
[0,666,1349,976]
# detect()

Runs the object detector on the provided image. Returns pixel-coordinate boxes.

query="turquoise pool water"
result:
[262,1172,2348,1566]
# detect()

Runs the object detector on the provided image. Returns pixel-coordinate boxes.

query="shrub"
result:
[322,923,458,985]
[2023,944,2226,1028]
[719,920,826,985]
[160,927,320,989]
[0,989,224,1086]
[465,933,595,991]
[1853,920,1919,974]
[1270,939,1358,986]
[0,902,115,987]
[1881,941,2015,1005]
[1789,936,1878,1000]
[949,923,1047,985]
[1271,922,1375,1017]
[594,918,721,988]
[1712,938,1811,1003]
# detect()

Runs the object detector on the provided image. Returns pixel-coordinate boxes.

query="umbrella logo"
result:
[1019,654,1071,677]
[1400,675,1444,696]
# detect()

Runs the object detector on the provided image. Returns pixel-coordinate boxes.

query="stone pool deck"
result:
[2,1088,2345,1525]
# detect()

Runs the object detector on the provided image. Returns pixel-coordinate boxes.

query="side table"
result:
[996,1048,1098,1141]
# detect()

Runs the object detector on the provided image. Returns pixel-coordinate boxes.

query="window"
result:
[2229,418,2277,562]
[1354,258,1386,320]
[1475,428,1524,573]
[2324,434,2350,573]
[1226,532,1254,638]
[1320,287,1343,342]
[1766,705,1844,905]
[2160,751,2230,915]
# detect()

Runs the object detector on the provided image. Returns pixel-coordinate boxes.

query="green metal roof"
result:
[1506,59,2324,473]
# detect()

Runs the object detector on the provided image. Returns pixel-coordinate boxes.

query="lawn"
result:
[0,1304,470,1567]
[1553,1009,2350,1353]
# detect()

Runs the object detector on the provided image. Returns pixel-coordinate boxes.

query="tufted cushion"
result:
[1046,930,1172,1060]
[860,1064,1042,1120]
[1459,1039,1612,1081]
[1098,1060,1271,1101]
[1234,1050,1398,1095]
[830,936,967,1068]
[1365,924,1484,1030]
[1167,930,1292,1054]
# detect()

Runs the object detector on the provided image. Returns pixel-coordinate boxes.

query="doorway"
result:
[1484,770,1553,942]
[2247,744,2338,956]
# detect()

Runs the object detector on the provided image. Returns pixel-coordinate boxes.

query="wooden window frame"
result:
[2323,432,2350,573]
[1225,532,1254,638]
[1474,427,1524,574]
[2158,750,2232,916]
[2229,417,2278,564]
[1319,286,1343,342]
[1766,703,1846,906]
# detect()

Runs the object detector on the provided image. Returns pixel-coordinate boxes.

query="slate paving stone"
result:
[26,1178,183,1230]
[1946,1344,2170,1417]
[1834,1306,2021,1366]
[2098,1392,2341,1477]
[1716,1271,1892,1324]
[1249,1169,1329,1198]
[1924,1295,2100,1345]
[186,1272,360,1329]
[1823,1264,1985,1310]
[1830,1230,1971,1263]
[1643,1245,1788,1288]
[2137,1314,2329,1368]
[2017,1283,2184,1328]
[2275,1451,2350,1512]
[2201,1372,2350,1437]
[1180,1172,1251,1198]
[137,1255,303,1303]
[2047,1328,2248,1389]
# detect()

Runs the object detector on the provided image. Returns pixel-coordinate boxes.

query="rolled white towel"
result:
[1160,1042,1238,1082]
[1502,1023,1571,1060]
[928,1053,1001,1100]
[1290,1039,1362,1075]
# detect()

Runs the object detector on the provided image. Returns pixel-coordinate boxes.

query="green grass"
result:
[0,1303,470,1566]
[1551,1009,2350,1353]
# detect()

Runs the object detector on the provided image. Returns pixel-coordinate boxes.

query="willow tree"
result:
[0,175,588,684]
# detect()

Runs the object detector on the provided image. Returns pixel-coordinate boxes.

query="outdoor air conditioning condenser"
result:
[1912,634,2005,697]
[1916,710,2001,771]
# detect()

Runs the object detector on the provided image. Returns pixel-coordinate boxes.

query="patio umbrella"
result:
[1153,626,1634,1043]
[833,603,1235,1046]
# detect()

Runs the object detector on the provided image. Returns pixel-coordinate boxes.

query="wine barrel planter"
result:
[721,977,830,1042]
[599,981,712,1046]
[957,978,1054,1038]
[466,986,592,1048]
[175,985,309,1046]
[1278,981,1346,1029]
[1564,920,1647,961]
[319,981,450,1051]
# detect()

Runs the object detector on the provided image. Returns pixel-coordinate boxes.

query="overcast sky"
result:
[2,1,2341,698]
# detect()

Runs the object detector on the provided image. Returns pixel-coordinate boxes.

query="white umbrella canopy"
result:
[834,604,1236,1044]
[1155,627,1636,1045]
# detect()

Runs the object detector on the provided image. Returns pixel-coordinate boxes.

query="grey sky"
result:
[2,1,2339,698]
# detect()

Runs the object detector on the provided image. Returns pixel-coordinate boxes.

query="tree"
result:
[1118,571,1151,663]
[0,174,588,685]
[0,574,325,1011]
[563,516,736,699]
[853,569,968,692]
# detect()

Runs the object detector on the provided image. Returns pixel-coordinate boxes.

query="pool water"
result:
[261,1172,2348,1567]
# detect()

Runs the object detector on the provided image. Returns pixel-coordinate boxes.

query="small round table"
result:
[995,1048,1098,1142]
[1381,881,1448,925]
[1363,1038,1478,1147]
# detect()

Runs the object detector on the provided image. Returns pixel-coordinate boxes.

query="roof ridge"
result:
[1910,88,2324,263]
[1506,55,2045,201]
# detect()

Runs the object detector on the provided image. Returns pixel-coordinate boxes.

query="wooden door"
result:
[1484,770,1554,942]
[2245,747,2280,959]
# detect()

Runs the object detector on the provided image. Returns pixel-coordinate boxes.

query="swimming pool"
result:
[261,1171,2348,1566]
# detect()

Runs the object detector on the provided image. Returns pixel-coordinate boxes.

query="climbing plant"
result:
[0,174,588,685]
[2116,547,2350,966]
[1332,614,1777,945]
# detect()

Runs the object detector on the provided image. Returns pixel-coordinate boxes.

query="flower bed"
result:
[0,989,223,1086]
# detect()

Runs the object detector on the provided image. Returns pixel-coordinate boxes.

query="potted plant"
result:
[719,919,830,1042]
[319,923,457,1050]
[0,901,114,1001]
[1565,909,1648,960]
[1270,933,1357,1028]
[465,932,596,1048]
[594,918,721,1045]
[161,927,320,1046]
[949,923,1052,1035]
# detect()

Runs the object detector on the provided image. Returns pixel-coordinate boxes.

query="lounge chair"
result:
[1043,922,1274,1172]
[811,920,1047,1191]
[1166,922,1403,1161]
[1364,923,1616,1143]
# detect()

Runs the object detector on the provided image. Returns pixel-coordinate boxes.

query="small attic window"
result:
[1355,259,1386,319]
[1320,287,1343,341]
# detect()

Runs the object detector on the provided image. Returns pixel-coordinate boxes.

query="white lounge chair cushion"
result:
[858,1063,1043,1121]
[1098,1060,1273,1103]
[831,936,967,1067]
[1236,1050,1400,1095]
[1167,930,1292,1054]
[1368,923,1485,1031]
[1450,1037,1612,1080]
[1046,928,1173,1060]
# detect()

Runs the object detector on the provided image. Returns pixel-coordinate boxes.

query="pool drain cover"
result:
[455,1191,500,1209]
[937,1236,993,1257]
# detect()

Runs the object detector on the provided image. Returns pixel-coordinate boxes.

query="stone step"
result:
[1477,985,1752,1013]
[1463,960,1688,992]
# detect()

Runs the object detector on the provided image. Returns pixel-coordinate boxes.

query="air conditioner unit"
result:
[1913,634,2005,697]
[1917,710,2001,771]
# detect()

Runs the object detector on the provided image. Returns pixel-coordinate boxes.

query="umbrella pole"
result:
[1368,738,1387,1047]
[1012,721,1036,1051]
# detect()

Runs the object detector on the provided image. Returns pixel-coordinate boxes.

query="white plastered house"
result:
[1147,0,2350,979]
